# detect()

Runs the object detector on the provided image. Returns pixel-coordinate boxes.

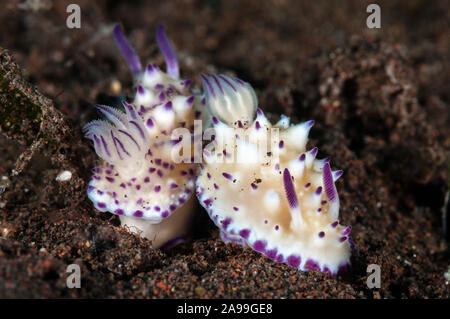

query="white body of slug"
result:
[84,25,208,248]
[196,74,352,274]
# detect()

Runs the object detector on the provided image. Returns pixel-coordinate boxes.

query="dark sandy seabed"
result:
[0,0,449,299]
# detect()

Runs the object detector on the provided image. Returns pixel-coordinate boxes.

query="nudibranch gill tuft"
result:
[83,24,207,249]
[196,74,353,275]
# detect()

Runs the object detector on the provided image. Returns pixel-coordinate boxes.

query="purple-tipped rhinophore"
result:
[113,24,142,76]
[156,24,179,79]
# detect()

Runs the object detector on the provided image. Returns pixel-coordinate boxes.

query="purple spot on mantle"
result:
[315,186,322,195]
[222,172,233,180]
[266,249,278,260]
[304,259,320,271]
[253,240,266,253]
[222,217,232,230]
[161,211,169,218]
[133,210,143,217]
[342,226,352,236]
[97,202,106,208]
[318,231,325,238]
[115,209,124,215]
[287,255,301,268]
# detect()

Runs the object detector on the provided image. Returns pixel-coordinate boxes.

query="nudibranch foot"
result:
[84,24,206,248]
[196,74,352,275]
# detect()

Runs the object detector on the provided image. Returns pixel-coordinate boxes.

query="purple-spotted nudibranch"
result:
[196,74,353,275]
[83,25,207,248]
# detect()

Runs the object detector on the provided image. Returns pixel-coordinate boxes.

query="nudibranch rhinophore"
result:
[196,74,353,275]
[83,24,207,249]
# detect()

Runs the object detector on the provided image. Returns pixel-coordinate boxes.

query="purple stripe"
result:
[111,131,130,157]
[82,122,102,132]
[234,77,245,86]
[201,74,215,98]
[100,135,111,157]
[93,135,101,151]
[122,101,137,119]
[95,105,126,126]
[156,25,179,79]
[218,75,237,92]
[283,169,299,209]
[129,120,145,140]
[112,24,142,75]
[211,75,224,95]
[118,129,140,151]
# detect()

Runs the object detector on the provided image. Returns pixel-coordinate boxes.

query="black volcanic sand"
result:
[0,0,449,298]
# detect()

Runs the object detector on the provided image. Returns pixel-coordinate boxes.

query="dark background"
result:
[0,0,449,298]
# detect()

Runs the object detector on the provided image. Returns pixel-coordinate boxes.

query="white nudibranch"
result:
[196,74,353,275]
[83,24,208,249]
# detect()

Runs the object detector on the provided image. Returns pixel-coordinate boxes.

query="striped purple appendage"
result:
[283,168,299,209]
[113,24,142,76]
[323,162,337,202]
[156,25,179,79]
[83,101,149,163]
